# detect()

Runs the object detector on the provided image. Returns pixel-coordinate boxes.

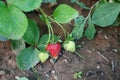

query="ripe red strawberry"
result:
[46,43,61,59]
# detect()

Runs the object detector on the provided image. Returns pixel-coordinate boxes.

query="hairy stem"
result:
[39,8,53,45]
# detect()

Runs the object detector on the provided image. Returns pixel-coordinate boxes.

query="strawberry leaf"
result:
[7,0,42,12]
[85,17,96,40]
[71,16,85,40]
[37,34,49,50]
[23,19,40,45]
[16,47,40,70]
[0,1,28,40]
[92,3,120,27]
[53,4,79,23]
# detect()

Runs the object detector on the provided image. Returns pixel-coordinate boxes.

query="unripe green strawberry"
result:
[63,41,75,52]
[39,52,49,63]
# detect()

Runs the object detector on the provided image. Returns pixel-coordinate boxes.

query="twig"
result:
[84,1,100,23]
[75,51,84,59]
[96,51,109,61]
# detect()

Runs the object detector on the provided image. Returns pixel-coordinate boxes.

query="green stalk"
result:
[54,20,67,39]
[32,68,41,80]
[46,20,52,44]
[47,21,54,43]
[48,17,67,39]
[39,8,53,45]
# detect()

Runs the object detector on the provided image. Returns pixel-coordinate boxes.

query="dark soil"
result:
[0,0,120,80]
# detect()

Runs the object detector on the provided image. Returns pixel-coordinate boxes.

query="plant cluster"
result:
[0,0,120,79]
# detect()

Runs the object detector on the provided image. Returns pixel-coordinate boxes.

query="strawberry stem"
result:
[47,20,55,43]
[32,67,41,80]
[39,8,55,45]
[48,17,67,39]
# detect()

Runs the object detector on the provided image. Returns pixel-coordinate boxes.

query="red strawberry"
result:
[46,43,61,59]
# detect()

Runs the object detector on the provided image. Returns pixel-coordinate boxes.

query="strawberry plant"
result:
[0,0,79,79]
[73,71,83,79]
[1,0,120,79]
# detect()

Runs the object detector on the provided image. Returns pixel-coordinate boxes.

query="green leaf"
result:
[73,71,82,79]
[0,2,28,40]
[53,4,79,23]
[71,16,85,40]
[39,15,46,22]
[92,3,120,27]
[16,47,40,70]
[16,76,29,80]
[23,19,40,45]
[71,0,90,9]
[74,16,85,26]
[111,16,120,26]
[85,17,96,40]
[10,39,26,53]
[7,0,42,12]
[37,34,49,50]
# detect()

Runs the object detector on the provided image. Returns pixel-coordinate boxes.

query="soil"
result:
[0,0,120,80]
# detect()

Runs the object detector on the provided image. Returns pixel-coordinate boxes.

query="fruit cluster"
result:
[39,40,76,63]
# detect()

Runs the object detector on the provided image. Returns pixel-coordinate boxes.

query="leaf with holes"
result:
[71,16,85,40]
[16,47,40,70]
[92,3,120,27]
[7,0,42,12]
[23,19,40,45]
[0,1,28,40]
[53,4,79,23]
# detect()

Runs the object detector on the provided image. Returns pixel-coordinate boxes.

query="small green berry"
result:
[63,41,75,52]
[39,52,49,63]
